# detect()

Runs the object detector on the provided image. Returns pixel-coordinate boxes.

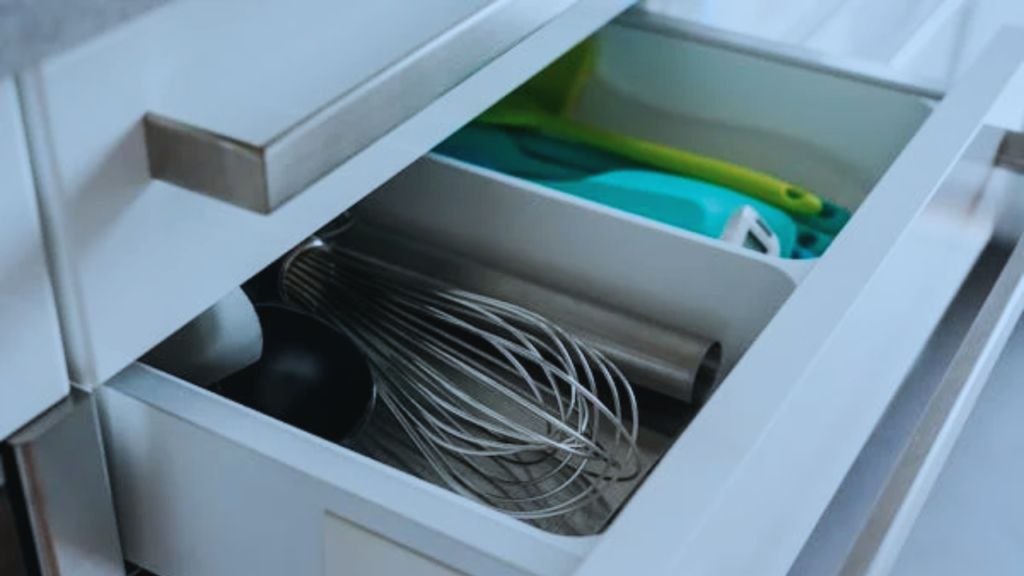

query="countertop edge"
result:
[0,0,172,78]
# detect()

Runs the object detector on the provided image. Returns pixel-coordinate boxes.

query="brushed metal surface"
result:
[790,131,1024,576]
[144,0,576,214]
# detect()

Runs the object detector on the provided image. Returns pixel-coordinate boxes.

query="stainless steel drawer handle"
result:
[842,132,1024,576]
[144,0,574,214]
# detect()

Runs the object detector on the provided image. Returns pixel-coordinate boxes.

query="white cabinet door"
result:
[891,306,1024,576]
[641,0,965,66]
[0,77,69,439]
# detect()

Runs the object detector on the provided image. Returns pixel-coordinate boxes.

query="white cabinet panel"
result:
[0,77,68,439]
[22,0,632,388]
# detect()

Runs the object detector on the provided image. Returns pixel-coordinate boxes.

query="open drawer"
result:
[18,0,635,388]
[97,14,1024,576]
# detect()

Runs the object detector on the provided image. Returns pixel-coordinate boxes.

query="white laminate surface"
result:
[0,77,69,438]
[641,0,849,44]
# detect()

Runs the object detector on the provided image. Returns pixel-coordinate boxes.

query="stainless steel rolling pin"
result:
[456,268,723,405]
[343,228,723,405]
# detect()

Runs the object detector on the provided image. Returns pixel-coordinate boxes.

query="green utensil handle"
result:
[479,109,823,217]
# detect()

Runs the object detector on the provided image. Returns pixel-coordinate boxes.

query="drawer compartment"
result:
[357,158,796,377]
[21,0,634,387]
[98,16,1024,576]
[430,19,940,262]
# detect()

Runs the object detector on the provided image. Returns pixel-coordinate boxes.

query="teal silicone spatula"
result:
[435,125,834,258]
[551,170,797,257]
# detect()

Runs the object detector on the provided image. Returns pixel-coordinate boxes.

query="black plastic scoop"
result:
[216,303,375,443]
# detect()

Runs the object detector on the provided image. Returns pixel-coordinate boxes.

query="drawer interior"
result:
[430,22,936,264]
[138,155,796,538]
[103,18,1011,576]
[574,25,933,212]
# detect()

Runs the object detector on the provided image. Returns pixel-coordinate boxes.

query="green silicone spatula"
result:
[479,39,841,222]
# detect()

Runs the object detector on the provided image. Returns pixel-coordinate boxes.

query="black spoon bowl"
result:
[216,303,375,443]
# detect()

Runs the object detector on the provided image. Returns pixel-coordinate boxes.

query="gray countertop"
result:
[1,0,171,78]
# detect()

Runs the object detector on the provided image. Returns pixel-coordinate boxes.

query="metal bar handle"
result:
[145,0,575,213]
[844,156,1024,575]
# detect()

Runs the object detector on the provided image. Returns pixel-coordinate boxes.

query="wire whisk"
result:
[280,236,641,520]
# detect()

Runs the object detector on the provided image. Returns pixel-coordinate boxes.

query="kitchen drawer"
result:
[95,16,1024,576]
[888,252,1024,576]
[17,0,635,387]
[641,0,969,71]
[0,77,69,439]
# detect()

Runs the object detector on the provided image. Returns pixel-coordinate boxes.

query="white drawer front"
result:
[97,14,1024,576]
[21,0,634,387]
[0,77,68,438]
[100,366,591,576]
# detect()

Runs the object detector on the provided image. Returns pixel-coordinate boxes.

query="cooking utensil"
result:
[216,303,375,443]
[436,124,836,258]
[344,226,725,404]
[280,237,641,520]
[476,40,832,219]
[555,170,800,256]
[142,287,263,387]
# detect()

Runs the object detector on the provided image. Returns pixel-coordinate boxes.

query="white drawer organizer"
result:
[0,77,69,439]
[35,7,1024,576]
